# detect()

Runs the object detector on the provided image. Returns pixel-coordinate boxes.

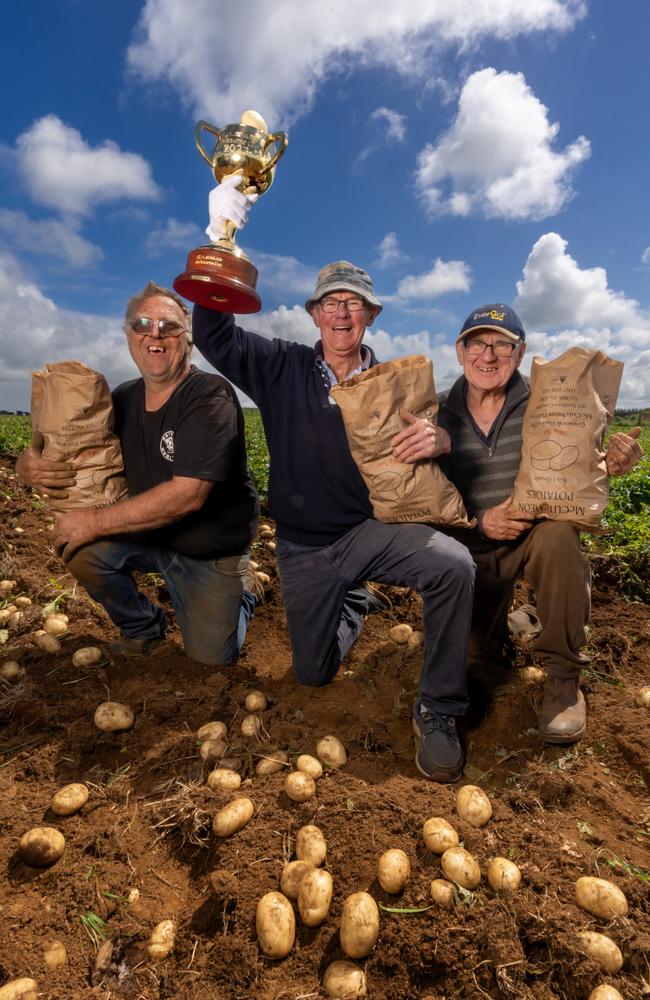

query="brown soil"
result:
[1,460,649,1000]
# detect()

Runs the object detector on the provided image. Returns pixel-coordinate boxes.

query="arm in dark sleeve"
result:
[192,305,288,405]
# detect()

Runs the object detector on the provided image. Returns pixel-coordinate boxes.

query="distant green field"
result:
[2,411,647,597]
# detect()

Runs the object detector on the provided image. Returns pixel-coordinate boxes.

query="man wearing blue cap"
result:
[437,304,643,743]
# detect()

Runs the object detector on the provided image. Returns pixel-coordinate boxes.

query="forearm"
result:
[91,478,210,537]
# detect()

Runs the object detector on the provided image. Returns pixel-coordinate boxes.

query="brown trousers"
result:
[464,522,591,679]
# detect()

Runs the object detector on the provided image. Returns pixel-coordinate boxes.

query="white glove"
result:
[206,174,259,242]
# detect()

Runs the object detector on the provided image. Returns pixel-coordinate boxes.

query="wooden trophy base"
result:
[173,245,261,313]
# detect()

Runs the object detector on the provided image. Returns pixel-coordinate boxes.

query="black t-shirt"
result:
[112,366,259,558]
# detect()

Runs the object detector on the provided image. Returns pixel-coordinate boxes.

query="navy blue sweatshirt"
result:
[193,306,378,545]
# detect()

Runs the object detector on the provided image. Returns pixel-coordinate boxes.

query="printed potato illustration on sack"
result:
[510,347,623,529]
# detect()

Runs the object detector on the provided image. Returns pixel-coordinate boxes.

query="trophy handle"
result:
[194,120,222,166]
[263,131,289,172]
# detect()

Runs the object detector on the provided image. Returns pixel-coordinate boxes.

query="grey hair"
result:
[124,281,192,344]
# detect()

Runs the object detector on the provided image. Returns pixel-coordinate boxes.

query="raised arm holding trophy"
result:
[174,109,288,313]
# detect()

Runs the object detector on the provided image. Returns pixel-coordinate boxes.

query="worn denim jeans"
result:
[67,537,256,666]
[276,519,475,716]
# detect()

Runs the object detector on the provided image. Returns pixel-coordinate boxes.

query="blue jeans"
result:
[67,537,256,665]
[276,519,475,716]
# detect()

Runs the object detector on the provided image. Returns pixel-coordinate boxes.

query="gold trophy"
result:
[174,110,288,313]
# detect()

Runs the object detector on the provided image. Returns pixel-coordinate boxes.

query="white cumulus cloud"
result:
[14,115,161,216]
[127,0,585,126]
[415,68,591,220]
[0,253,136,412]
[514,233,650,404]
[0,209,102,267]
[375,232,408,270]
[146,217,204,257]
[396,259,471,300]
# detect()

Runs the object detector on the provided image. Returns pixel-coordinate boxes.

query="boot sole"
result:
[540,723,586,745]
[412,718,464,783]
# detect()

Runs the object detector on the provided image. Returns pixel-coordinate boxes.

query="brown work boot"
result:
[537,675,586,744]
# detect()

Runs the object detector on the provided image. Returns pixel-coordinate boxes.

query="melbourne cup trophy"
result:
[174,110,288,313]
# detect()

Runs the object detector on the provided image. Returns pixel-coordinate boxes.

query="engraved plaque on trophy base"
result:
[174,245,261,313]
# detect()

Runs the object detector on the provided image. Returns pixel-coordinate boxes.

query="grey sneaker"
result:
[412,703,464,783]
[106,635,162,656]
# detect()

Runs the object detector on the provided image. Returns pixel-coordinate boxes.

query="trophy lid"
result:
[239,110,268,132]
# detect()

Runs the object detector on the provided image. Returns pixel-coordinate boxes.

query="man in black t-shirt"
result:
[16,282,260,665]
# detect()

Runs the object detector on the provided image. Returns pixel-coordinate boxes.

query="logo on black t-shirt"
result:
[160,430,174,462]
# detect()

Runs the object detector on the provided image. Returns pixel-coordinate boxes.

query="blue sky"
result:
[1,0,649,410]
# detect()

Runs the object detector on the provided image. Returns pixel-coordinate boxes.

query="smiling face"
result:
[457,329,526,396]
[126,294,191,390]
[310,291,380,373]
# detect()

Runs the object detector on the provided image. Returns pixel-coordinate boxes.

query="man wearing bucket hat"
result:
[191,180,475,784]
[436,303,643,743]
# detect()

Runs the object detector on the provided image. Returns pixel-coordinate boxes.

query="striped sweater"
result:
[437,370,530,547]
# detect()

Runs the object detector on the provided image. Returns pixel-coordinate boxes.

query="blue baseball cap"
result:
[457,303,526,344]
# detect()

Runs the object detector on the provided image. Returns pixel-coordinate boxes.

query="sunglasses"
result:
[130,317,187,338]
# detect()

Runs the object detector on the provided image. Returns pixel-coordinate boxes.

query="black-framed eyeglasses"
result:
[464,338,518,357]
[130,317,187,338]
[319,296,366,313]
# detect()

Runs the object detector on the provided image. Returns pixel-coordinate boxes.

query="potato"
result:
[634,686,650,707]
[148,919,175,959]
[280,860,314,900]
[0,660,22,681]
[207,768,241,791]
[256,571,271,589]
[213,797,254,838]
[0,609,13,626]
[316,735,347,768]
[241,713,262,737]
[285,771,316,802]
[577,932,623,973]
[256,891,295,958]
[199,738,227,763]
[19,827,65,867]
[94,701,134,732]
[407,630,423,650]
[575,877,628,919]
[255,750,289,776]
[455,785,492,827]
[43,614,68,636]
[423,817,459,854]
[8,611,23,629]
[245,690,268,712]
[377,848,410,894]
[340,892,380,959]
[295,824,327,866]
[588,987,624,1000]
[259,524,274,538]
[43,940,67,970]
[34,633,61,654]
[322,961,367,999]
[520,666,546,684]
[266,540,276,553]
[14,596,32,609]
[441,847,481,890]
[50,783,89,816]
[296,754,323,779]
[0,579,16,596]
[71,646,102,668]
[430,878,456,907]
[487,857,522,893]
[298,867,333,926]
[127,888,140,905]
[389,623,413,644]
[197,720,228,741]
[0,981,38,1000]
